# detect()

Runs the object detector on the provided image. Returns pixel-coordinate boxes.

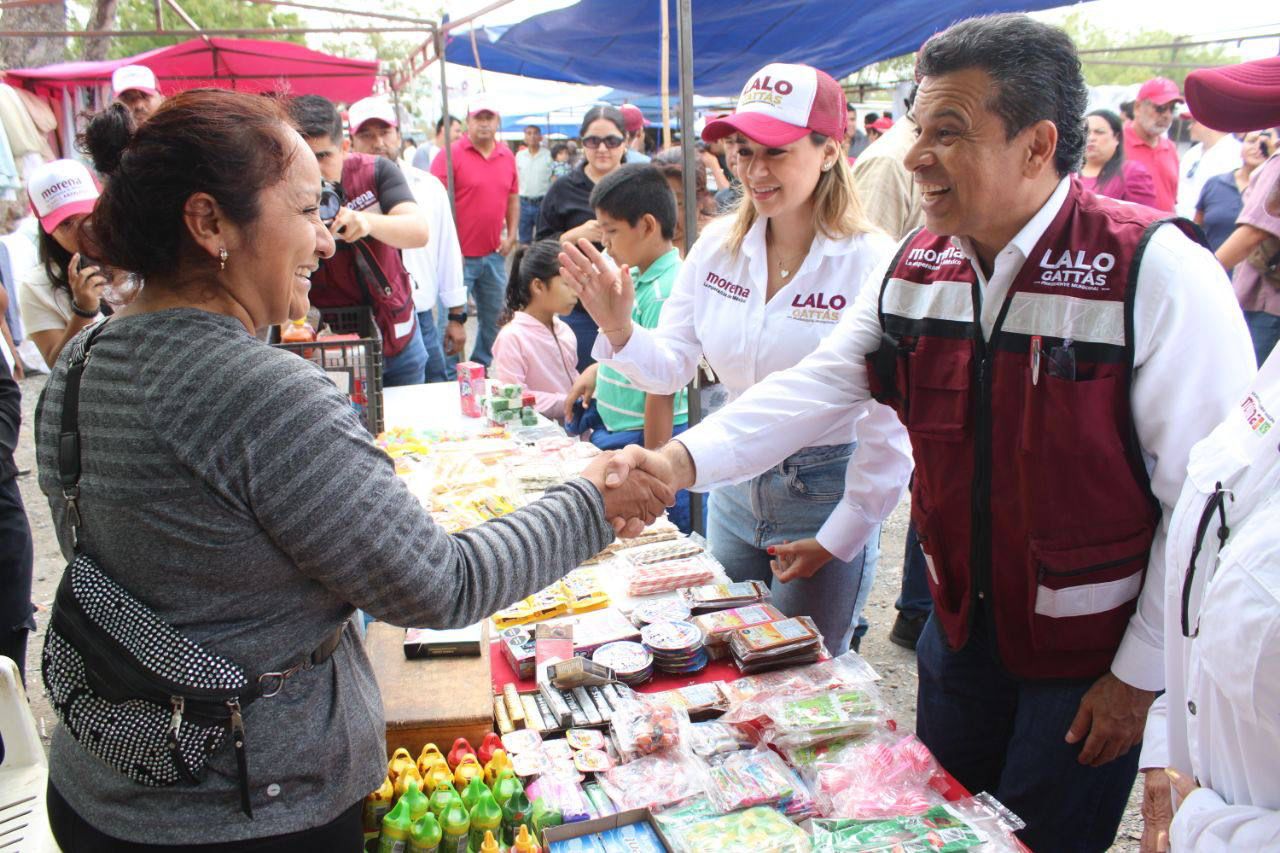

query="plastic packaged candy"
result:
[722,650,881,722]
[762,688,886,751]
[591,641,652,687]
[527,776,592,824]
[686,720,756,758]
[581,781,616,818]
[573,748,613,773]
[700,746,802,813]
[627,556,715,596]
[609,696,688,760]
[501,728,544,755]
[809,793,1027,852]
[565,728,606,752]
[810,733,944,820]
[640,620,708,675]
[630,597,692,627]
[661,804,811,853]
[597,751,704,812]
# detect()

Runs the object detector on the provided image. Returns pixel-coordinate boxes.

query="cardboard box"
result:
[542,808,675,852]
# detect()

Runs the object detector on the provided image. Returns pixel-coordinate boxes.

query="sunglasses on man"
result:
[583,134,625,150]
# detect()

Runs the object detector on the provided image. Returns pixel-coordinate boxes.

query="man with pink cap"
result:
[619,104,651,164]
[1124,77,1183,213]
[111,64,163,126]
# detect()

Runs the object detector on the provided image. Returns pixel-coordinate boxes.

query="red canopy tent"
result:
[4,37,379,104]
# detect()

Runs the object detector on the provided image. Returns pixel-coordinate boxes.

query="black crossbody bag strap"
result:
[58,322,108,552]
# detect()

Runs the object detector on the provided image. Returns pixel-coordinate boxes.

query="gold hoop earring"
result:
[219,247,228,271]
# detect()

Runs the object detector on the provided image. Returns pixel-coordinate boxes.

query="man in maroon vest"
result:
[288,95,431,387]
[626,15,1256,851]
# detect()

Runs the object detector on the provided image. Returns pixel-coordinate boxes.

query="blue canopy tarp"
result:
[444,0,1079,97]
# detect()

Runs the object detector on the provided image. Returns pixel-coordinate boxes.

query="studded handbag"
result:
[41,323,344,818]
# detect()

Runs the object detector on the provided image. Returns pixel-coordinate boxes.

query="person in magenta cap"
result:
[619,104,651,163]
[431,98,519,370]
[111,64,163,126]
[865,115,894,144]
[1137,53,1280,853]
[16,158,111,368]
[1123,76,1183,213]
[561,61,912,657]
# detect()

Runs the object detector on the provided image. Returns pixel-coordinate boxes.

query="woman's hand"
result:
[565,363,599,422]
[768,538,835,583]
[561,219,604,246]
[581,446,676,537]
[68,253,107,316]
[559,239,635,348]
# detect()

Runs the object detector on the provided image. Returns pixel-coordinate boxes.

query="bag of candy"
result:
[721,651,880,725]
[762,686,886,751]
[810,792,1026,852]
[655,802,811,853]
[697,746,804,814]
[610,694,690,762]
[686,721,757,758]
[596,750,705,812]
[807,732,945,819]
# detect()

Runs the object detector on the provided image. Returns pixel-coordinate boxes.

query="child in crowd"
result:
[565,163,690,530]
[490,240,581,420]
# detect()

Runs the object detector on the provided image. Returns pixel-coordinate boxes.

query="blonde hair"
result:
[722,133,875,255]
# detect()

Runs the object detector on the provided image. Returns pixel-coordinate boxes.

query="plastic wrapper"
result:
[654,799,811,853]
[809,732,945,819]
[686,721,756,758]
[527,776,592,823]
[810,792,1026,852]
[609,695,690,761]
[596,750,705,812]
[698,746,817,818]
[721,651,880,724]
[764,687,886,749]
[627,556,717,596]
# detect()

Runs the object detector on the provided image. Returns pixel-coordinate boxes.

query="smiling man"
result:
[647,14,1256,851]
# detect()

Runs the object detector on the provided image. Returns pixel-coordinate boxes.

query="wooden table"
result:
[366,622,495,758]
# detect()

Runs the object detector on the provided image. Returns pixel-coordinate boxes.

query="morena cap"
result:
[348,97,398,135]
[620,104,649,133]
[702,62,846,146]
[1136,76,1183,106]
[1184,57,1280,133]
[27,159,100,234]
[111,64,158,97]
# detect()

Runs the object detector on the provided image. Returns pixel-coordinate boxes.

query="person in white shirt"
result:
[591,16,1254,851]
[561,62,913,655]
[1139,54,1280,853]
[1175,113,1242,219]
[516,125,554,247]
[412,114,462,173]
[348,97,467,382]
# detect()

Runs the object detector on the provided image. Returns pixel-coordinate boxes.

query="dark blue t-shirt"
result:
[1196,172,1244,253]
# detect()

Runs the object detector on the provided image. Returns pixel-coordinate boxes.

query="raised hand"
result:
[559,239,636,347]
[580,448,676,537]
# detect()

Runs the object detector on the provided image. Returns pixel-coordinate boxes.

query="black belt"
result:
[520,195,545,203]
[256,620,348,698]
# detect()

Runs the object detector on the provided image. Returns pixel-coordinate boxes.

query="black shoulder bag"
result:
[42,323,345,818]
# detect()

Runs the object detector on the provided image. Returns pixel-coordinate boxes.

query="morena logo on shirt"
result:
[345,189,378,212]
[904,245,966,271]
[1242,392,1274,436]
[1035,248,1116,290]
[790,292,846,324]
[702,271,750,303]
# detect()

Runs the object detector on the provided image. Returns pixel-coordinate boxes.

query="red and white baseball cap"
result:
[111,64,158,97]
[1136,76,1183,106]
[348,97,397,135]
[871,116,894,132]
[467,97,501,118]
[702,62,846,146]
[1185,57,1280,133]
[26,159,100,234]
[620,104,649,133]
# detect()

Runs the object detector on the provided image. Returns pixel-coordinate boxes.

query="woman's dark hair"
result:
[38,228,73,295]
[505,239,562,317]
[82,88,296,282]
[76,102,134,177]
[916,14,1087,177]
[590,164,677,241]
[578,106,626,138]
[1086,109,1125,189]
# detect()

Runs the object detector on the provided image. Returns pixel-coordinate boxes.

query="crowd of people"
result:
[0,11,1278,852]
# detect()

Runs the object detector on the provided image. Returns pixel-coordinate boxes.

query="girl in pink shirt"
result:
[491,240,581,420]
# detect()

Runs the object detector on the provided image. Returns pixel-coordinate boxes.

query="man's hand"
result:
[1140,768,1174,853]
[580,446,676,537]
[565,363,599,422]
[658,440,698,492]
[559,239,635,347]
[499,234,516,257]
[1065,672,1157,767]
[444,320,466,357]
[768,538,834,583]
[330,207,371,243]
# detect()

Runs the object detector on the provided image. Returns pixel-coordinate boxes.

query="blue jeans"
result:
[418,309,449,383]
[896,521,935,619]
[1244,309,1280,367]
[453,253,506,369]
[580,408,691,533]
[704,443,876,655]
[382,321,426,387]
[518,196,543,244]
[916,615,1139,852]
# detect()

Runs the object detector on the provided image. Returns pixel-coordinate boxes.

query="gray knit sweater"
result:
[34,309,613,844]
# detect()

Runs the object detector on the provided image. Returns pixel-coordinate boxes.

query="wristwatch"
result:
[447,310,468,324]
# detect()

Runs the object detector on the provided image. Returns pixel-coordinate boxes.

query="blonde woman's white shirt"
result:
[593,215,913,561]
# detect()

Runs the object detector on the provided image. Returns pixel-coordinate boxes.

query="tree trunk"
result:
[0,1,68,70]
[81,0,120,62]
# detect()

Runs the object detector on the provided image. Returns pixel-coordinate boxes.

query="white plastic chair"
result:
[0,655,57,852]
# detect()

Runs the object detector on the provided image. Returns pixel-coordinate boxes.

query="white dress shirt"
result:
[1140,351,1278,851]
[593,215,913,562]
[677,177,1255,689]
[400,164,467,314]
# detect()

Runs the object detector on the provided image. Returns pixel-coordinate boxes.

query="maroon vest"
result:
[867,179,1198,680]
[310,152,416,357]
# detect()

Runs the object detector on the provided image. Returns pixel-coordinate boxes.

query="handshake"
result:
[579,443,697,537]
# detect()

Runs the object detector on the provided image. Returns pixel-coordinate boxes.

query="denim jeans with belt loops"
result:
[705,442,878,654]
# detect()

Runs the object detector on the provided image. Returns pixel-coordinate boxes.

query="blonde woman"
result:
[561,64,912,653]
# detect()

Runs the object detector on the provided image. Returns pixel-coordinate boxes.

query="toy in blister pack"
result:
[809,793,1027,852]
[810,733,943,819]
[609,696,688,760]
[596,751,705,812]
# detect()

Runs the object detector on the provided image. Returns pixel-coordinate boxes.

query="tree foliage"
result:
[106,0,305,59]
[1057,12,1240,87]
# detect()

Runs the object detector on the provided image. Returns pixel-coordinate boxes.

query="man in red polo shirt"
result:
[432,100,519,368]
[1123,77,1183,213]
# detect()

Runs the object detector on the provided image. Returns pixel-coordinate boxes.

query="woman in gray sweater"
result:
[34,90,671,850]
